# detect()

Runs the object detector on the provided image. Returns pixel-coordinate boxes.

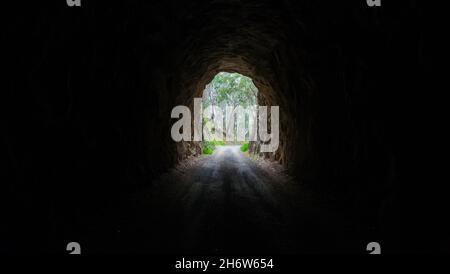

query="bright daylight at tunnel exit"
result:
[4,0,446,264]
[171,72,280,153]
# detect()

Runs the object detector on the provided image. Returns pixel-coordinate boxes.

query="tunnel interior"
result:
[3,0,442,254]
[200,71,258,149]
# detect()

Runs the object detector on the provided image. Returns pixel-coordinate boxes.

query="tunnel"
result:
[3,1,444,255]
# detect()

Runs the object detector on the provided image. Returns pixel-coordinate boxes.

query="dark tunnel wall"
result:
[3,1,441,253]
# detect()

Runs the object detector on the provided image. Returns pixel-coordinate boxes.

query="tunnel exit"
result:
[171,72,280,154]
[201,72,258,155]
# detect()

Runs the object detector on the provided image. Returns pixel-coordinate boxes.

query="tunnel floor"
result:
[92,147,364,254]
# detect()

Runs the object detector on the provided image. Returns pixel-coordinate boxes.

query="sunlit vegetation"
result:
[201,72,258,155]
[202,140,226,155]
[240,142,250,153]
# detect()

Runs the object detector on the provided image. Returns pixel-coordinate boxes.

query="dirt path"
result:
[115,146,356,254]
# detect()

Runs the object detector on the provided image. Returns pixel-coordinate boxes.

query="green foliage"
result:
[202,141,216,155]
[202,140,225,155]
[211,140,225,146]
[203,72,258,109]
[202,72,258,143]
[240,142,250,152]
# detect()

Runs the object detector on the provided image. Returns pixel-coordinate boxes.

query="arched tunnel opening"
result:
[3,1,445,255]
[199,71,259,155]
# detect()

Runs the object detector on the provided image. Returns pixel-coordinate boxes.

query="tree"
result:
[202,72,258,143]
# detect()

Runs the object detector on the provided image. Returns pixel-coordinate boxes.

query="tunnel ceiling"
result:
[173,0,303,105]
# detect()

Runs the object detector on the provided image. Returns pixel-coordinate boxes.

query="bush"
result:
[202,140,228,155]
[212,140,225,146]
[202,141,216,155]
[240,142,249,152]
